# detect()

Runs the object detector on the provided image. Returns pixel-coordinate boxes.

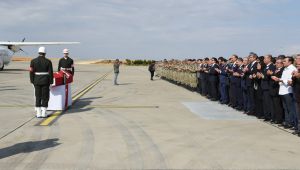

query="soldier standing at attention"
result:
[30,47,53,118]
[58,49,74,75]
[113,59,121,85]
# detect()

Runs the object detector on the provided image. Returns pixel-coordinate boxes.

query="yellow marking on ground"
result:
[39,111,61,126]
[39,71,111,126]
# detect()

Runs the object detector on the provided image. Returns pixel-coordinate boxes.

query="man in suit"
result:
[241,57,249,113]
[291,54,300,135]
[270,57,285,124]
[216,57,229,104]
[245,52,258,115]
[234,58,244,111]
[259,54,276,121]
[202,58,210,97]
[208,57,219,101]
[228,55,239,108]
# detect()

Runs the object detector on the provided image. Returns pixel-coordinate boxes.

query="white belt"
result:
[61,68,72,71]
[35,72,49,75]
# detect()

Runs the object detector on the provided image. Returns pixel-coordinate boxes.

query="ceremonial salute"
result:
[30,47,53,118]
[58,49,74,75]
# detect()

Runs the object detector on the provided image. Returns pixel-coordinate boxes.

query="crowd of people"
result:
[156,53,300,136]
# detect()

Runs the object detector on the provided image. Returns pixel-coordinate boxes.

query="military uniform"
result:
[30,54,53,117]
[58,57,74,75]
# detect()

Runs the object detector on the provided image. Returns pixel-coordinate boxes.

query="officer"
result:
[30,47,53,118]
[58,49,74,75]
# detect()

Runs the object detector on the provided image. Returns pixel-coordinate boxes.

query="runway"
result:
[0,61,300,169]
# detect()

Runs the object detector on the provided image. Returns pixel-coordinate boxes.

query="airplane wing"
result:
[0,42,80,46]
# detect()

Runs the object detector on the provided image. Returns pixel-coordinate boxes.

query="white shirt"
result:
[279,64,297,95]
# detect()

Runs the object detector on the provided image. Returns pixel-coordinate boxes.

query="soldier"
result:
[58,49,74,75]
[30,47,53,118]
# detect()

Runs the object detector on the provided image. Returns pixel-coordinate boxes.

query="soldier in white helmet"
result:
[58,48,74,75]
[29,47,53,118]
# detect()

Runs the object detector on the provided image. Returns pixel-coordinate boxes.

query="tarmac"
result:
[0,61,300,170]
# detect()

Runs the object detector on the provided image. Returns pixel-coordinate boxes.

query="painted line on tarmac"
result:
[0,104,33,108]
[38,71,112,126]
[0,116,35,140]
[73,105,159,109]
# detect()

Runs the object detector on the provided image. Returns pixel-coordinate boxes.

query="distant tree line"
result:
[125,59,154,66]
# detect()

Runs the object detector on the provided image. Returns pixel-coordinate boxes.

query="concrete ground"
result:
[0,61,300,170]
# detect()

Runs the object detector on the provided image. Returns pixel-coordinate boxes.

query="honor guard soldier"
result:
[30,47,53,118]
[58,49,74,75]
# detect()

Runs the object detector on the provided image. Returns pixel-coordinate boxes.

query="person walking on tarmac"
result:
[148,60,156,80]
[30,47,53,118]
[113,59,121,85]
[58,49,74,75]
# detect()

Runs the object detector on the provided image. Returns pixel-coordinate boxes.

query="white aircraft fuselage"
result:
[0,47,13,70]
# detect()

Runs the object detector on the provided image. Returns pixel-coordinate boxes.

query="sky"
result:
[0,0,300,60]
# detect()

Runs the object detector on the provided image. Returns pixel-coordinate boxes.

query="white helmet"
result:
[63,48,69,54]
[38,46,46,53]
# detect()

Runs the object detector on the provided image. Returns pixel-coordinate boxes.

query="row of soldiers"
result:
[156,53,300,136]
[156,59,198,89]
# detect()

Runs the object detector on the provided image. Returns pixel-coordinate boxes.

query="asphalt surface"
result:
[0,61,300,170]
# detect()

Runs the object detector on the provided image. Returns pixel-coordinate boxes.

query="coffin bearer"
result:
[58,49,74,75]
[30,47,53,118]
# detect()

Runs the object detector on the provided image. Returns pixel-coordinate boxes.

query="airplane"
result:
[0,39,80,71]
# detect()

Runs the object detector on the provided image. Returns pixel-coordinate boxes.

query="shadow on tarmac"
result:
[0,138,60,159]
[117,83,134,85]
[67,97,103,114]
